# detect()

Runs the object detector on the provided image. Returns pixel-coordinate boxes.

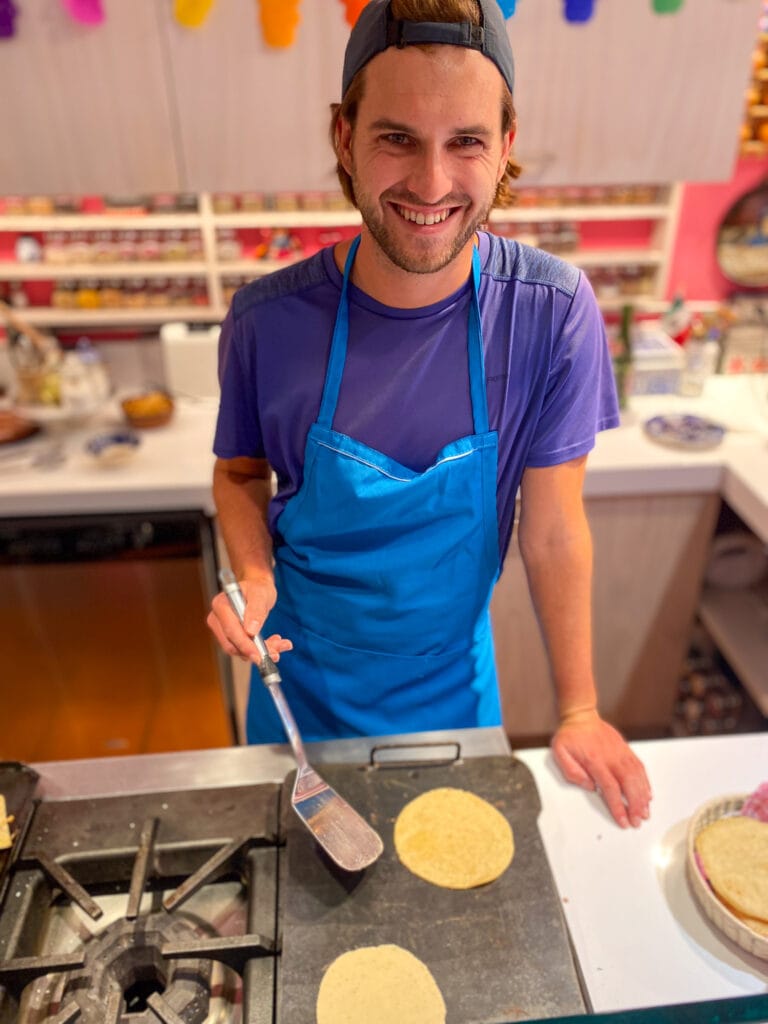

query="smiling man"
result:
[208,0,652,830]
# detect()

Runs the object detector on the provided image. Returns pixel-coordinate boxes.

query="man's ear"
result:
[336,116,354,175]
[498,128,516,182]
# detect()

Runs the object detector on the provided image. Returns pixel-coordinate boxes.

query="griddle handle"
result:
[219,569,282,686]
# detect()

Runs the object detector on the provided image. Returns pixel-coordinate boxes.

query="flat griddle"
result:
[278,753,586,1023]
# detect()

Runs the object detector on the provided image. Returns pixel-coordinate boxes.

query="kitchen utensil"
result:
[219,569,383,872]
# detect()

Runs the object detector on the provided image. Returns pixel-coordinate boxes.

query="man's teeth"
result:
[397,206,450,225]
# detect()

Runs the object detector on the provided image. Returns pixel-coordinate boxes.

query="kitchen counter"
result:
[1,375,767,539]
[29,729,767,1017]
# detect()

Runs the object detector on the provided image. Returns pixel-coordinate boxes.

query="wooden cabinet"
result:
[491,491,721,740]
[0,0,760,195]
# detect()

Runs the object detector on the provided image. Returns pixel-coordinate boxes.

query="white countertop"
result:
[516,733,768,1013]
[1,375,767,539]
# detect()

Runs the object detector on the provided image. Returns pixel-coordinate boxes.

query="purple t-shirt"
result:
[214,230,619,564]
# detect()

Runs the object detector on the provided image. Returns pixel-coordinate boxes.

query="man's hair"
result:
[329,0,521,210]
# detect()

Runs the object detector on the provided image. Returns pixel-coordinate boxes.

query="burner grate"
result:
[0,784,281,1024]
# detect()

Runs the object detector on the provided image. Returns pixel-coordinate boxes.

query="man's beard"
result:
[352,178,495,276]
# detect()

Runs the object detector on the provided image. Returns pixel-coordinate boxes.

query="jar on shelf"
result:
[212,193,237,214]
[190,279,209,306]
[76,279,101,309]
[100,280,124,308]
[43,231,69,265]
[68,231,92,264]
[240,192,266,212]
[26,196,54,216]
[185,230,204,261]
[169,277,191,306]
[177,193,199,213]
[92,230,116,262]
[51,280,78,309]
[162,230,188,261]
[148,278,170,307]
[123,278,148,308]
[216,228,242,261]
[137,231,161,262]
[115,230,139,262]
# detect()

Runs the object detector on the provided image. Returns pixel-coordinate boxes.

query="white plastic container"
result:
[629,323,685,396]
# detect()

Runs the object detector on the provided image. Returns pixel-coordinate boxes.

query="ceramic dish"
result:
[121,390,174,429]
[643,413,725,451]
[84,430,141,467]
[0,410,40,445]
[686,794,768,960]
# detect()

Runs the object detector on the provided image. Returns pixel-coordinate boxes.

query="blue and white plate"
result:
[85,430,141,466]
[643,414,725,451]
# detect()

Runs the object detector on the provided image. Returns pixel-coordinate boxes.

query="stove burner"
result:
[65,912,213,1023]
[0,784,281,1024]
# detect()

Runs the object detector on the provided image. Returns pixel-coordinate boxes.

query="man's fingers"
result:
[551,739,596,791]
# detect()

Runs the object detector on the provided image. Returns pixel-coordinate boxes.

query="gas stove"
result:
[0,730,586,1024]
[0,778,280,1023]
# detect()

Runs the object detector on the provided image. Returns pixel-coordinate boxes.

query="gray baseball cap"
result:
[341,0,515,99]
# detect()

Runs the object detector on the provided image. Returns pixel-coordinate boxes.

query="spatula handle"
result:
[218,569,281,686]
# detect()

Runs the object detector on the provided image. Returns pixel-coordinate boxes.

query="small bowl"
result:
[85,430,141,467]
[121,389,175,429]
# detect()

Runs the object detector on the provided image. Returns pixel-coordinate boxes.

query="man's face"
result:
[338,44,514,277]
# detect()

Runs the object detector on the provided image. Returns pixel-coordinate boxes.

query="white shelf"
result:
[17,306,223,326]
[0,187,683,328]
[0,261,209,280]
[699,582,768,716]
[489,204,670,224]
[0,214,202,231]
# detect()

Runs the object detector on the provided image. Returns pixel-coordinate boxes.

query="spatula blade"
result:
[292,768,384,872]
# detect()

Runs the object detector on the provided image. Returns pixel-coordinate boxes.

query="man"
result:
[208,0,651,829]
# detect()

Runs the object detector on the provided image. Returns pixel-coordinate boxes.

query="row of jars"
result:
[49,278,210,310]
[37,230,205,265]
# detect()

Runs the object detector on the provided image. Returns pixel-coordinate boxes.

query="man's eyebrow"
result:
[367,118,494,137]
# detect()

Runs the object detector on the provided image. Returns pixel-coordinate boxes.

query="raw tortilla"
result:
[695,815,768,921]
[316,944,446,1024]
[0,795,13,850]
[394,787,514,889]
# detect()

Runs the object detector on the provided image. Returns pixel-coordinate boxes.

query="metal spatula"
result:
[219,570,383,872]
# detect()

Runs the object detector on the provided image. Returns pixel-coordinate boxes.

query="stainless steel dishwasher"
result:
[0,510,236,762]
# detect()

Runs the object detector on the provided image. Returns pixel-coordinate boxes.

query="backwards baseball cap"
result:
[341,0,515,99]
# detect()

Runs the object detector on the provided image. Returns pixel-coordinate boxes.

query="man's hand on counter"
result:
[550,709,652,828]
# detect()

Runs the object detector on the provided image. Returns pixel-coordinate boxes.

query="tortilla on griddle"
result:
[394,787,514,889]
[695,815,768,922]
[316,944,446,1024]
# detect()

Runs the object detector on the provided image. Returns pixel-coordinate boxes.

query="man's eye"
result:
[383,133,410,145]
[455,136,481,148]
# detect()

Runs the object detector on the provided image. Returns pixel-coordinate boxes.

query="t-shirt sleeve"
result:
[525,271,619,468]
[213,307,265,459]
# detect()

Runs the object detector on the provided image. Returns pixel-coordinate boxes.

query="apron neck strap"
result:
[318,236,489,435]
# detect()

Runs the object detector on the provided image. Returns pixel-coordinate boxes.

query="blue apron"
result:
[248,236,502,743]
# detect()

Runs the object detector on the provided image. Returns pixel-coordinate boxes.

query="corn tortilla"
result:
[394,787,514,889]
[695,816,768,921]
[316,944,446,1024]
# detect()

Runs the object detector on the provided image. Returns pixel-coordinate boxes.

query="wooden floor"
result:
[0,558,234,763]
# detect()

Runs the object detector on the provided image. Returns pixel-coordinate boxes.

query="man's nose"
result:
[406,145,452,204]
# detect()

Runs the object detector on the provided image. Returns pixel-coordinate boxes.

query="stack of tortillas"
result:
[315,787,515,1020]
[689,795,768,959]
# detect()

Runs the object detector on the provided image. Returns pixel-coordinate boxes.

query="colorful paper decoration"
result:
[174,0,216,29]
[0,0,17,39]
[341,0,367,28]
[653,0,685,11]
[496,0,517,15]
[60,0,105,25]
[258,0,301,48]
[564,0,595,22]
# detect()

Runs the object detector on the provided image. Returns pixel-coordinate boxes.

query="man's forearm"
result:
[213,458,274,581]
[518,507,598,721]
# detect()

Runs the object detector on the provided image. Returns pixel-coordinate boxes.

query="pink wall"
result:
[666,155,768,301]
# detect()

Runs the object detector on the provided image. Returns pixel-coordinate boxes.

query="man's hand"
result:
[550,709,652,829]
[207,573,293,664]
